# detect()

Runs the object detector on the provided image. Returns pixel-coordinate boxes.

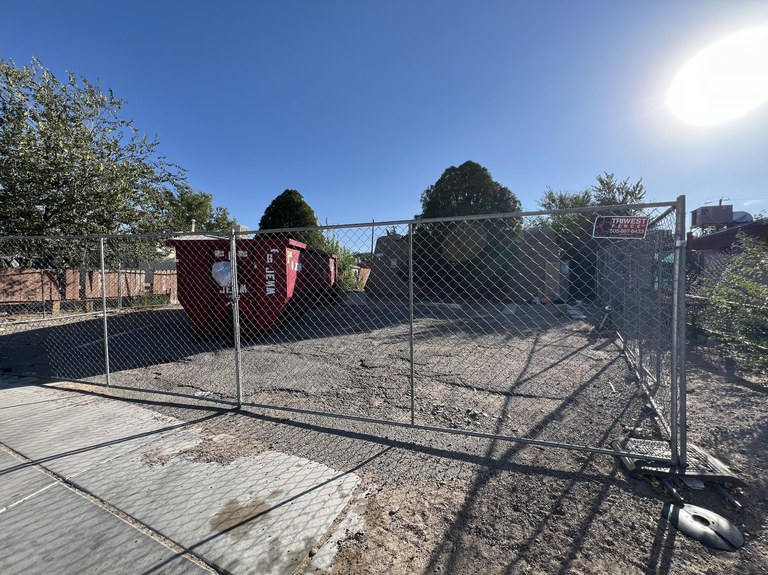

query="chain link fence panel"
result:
[1,236,106,382]
[1,200,686,461]
[688,235,768,373]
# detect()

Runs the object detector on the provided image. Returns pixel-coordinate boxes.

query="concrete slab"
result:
[0,379,362,574]
[0,386,205,479]
[304,494,366,574]
[0,380,79,407]
[0,449,57,512]
[72,448,360,574]
[0,389,96,423]
[0,483,209,575]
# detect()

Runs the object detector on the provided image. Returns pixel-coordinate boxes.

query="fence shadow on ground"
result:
[1,299,591,387]
[419,349,667,575]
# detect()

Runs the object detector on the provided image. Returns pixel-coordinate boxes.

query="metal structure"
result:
[0,198,688,466]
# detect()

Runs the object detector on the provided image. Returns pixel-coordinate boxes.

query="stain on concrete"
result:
[209,489,284,540]
[209,497,269,539]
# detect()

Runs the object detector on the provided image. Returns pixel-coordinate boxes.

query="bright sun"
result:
[668,27,768,126]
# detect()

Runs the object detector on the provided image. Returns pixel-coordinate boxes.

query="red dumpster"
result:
[167,236,338,334]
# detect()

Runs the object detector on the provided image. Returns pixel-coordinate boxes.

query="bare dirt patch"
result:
[5,305,767,574]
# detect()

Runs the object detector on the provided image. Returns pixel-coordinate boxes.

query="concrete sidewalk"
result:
[0,376,361,575]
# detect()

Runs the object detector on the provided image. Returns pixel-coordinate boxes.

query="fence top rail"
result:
[0,200,678,241]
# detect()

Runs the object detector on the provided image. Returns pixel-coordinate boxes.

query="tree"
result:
[0,58,180,237]
[321,230,359,291]
[258,189,323,247]
[167,185,236,232]
[537,187,593,246]
[537,172,645,235]
[418,160,520,219]
[537,173,646,239]
[591,172,645,207]
[692,233,768,372]
[415,161,522,299]
[0,59,234,238]
[537,173,646,300]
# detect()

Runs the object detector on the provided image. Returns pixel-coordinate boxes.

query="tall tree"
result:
[167,185,236,232]
[0,58,233,240]
[537,173,646,243]
[591,172,645,207]
[537,173,646,300]
[419,160,520,218]
[415,161,522,298]
[1,59,169,236]
[537,187,594,246]
[258,189,323,247]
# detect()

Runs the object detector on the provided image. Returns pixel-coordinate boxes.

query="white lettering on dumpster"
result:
[265,249,278,295]
[219,283,247,294]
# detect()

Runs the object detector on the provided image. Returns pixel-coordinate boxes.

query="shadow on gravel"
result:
[646,515,679,575]
[17,348,672,574]
[418,340,659,575]
[688,344,768,394]
[1,309,229,381]
[0,300,579,393]
[33,376,626,486]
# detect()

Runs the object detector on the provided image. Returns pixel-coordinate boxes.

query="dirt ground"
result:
[2,303,767,575]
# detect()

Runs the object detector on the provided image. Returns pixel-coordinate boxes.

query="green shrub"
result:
[693,233,768,373]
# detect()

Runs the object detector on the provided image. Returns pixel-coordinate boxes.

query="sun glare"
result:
[668,27,768,126]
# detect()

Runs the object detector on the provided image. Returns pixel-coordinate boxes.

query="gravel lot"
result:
[2,301,766,575]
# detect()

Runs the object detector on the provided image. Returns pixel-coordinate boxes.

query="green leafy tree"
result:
[258,189,323,247]
[537,173,646,300]
[322,231,359,291]
[418,160,520,219]
[168,185,236,232]
[537,187,593,244]
[0,58,183,239]
[1,58,235,279]
[693,233,768,372]
[415,161,522,299]
[591,172,645,207]
[537,173,646,244]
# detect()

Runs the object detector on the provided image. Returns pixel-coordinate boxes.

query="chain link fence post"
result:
[231,229,243,408]
[675,195,688,467]
[408,222,415,425]
[117,266,123,312]
[99,237,111,386]
[670,195,687,467]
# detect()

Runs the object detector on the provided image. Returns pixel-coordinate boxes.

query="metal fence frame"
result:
[0,197,688,467]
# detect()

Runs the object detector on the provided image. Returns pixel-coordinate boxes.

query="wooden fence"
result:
[0,268,179,311]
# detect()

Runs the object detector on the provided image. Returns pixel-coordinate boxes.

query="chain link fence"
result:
[688,234,768,373]
[0,200,688,463]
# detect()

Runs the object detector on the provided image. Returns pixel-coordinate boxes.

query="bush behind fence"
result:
[688,232,768,374]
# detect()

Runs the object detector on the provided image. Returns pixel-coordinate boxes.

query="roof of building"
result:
[687,218,768,251]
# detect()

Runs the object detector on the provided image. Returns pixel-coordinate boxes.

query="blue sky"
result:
[3,1,768,229]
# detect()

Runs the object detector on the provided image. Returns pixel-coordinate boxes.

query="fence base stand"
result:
[611,439,744,486]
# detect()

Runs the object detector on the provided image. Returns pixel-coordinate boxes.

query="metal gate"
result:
[0,198,687,466]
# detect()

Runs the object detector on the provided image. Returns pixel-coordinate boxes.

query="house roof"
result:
[687,219,768,251]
